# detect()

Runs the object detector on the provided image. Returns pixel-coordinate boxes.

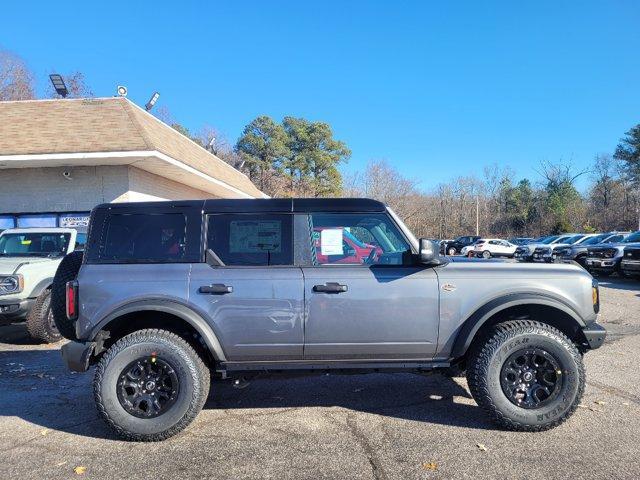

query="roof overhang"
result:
[0,150,265,199]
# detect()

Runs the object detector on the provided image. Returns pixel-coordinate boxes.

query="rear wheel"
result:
[26,289,62,343]
[467,320,584,431]
[94,329,210,441]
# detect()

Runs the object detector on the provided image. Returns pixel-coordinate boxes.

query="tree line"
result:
[2,47,638,238]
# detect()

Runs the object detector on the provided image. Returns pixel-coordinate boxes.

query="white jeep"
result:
[0,228,83,342]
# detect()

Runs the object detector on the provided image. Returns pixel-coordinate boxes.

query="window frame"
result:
[300,211,417,268]
[204,212,296,268]
[85,205,202,265]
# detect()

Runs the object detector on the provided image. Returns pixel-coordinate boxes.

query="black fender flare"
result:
[450,293,586,358]
[30,277,53,298]
[91,299,227,361]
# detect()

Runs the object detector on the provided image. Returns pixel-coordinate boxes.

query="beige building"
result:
[0,97,264,230]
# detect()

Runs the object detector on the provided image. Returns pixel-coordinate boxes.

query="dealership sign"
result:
[59,214,90,228]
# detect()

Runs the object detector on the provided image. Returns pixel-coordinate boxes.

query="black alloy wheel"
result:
[500,348,562,409]
[117,356,180,418]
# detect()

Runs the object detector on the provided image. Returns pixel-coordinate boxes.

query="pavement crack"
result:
[345,413,387,480]
[588,380,640,406]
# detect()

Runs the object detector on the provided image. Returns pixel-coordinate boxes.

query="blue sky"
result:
[2,1,639,191]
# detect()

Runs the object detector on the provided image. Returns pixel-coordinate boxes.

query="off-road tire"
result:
[26,289,62,343]
[467,320,585,432]
[51,251,83,341]
[94,329,210,441]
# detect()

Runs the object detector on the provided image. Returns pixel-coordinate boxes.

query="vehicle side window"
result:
[100,213,187,263]
[489,240,499,245]
[75,233,87,251]
[309,213,410,266]
[207,214,292,266]
[606,235,622,243]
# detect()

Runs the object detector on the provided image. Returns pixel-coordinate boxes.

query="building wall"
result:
[0,165,216,215]
[0,165,130,213]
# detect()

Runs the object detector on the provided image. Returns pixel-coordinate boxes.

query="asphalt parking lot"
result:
[1,278,639,480]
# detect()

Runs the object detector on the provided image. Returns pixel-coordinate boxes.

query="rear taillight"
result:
[66,280,78,320]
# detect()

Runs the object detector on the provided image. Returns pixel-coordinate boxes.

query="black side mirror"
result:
[418,238,439,265]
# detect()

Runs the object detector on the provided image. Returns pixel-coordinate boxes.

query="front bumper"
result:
[585,258,618,273]
[0,298,35,324]
[514,251,533,261]
[582,323,606,350]
[61,340,96,372]
[621,259,640,273]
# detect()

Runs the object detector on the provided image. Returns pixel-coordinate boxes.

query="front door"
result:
[189,213,304,362]
[302,212,440,360]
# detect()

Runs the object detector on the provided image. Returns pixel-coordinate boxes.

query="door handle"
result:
[313,282,348,293]
[199,284,233,295]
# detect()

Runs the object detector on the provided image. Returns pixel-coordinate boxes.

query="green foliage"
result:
[235,115,350,197]
[282,117,351,197]
[614,124,640,185]
[235,116,289,192]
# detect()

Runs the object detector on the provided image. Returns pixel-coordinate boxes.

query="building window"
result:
[17,214,57,228]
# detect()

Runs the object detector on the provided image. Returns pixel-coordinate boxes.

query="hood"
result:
[0,257,53,275]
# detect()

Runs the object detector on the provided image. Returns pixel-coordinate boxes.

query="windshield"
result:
[582,234,609,245]
[565,235,586,245]
[0,232,70,257]
[541,236,560,244]
[623,232,640,243]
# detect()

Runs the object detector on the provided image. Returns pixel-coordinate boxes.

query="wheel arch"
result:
[30,277,54,298]
[451,293,588,358]
[92,300,227,363]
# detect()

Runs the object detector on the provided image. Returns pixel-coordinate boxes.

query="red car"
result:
[313,228,382,264]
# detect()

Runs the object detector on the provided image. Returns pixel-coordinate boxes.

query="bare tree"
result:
[0,49,35,101]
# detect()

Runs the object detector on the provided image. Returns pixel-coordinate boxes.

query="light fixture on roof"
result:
[49,74,68,98]
[117,85,128,97]
[207,137,216,152]
[145,92,160,111]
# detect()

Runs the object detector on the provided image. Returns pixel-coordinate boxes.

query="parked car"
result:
[441,235,481,256]
[556,232,630,267]
[620,246,640,279]
[584,231,640,276]
[56,198,604,441]
[514,234,571,261]
[531,234,596,263]
[0,228,85,342]
[472,238,518,258]
[313,227,382,264]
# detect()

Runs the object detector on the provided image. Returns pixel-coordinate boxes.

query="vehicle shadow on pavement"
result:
[595,276,640,292]
[204,372,500,431]
[1,324,499,441]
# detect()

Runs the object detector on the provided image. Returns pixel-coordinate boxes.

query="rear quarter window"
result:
[86,210,202,264]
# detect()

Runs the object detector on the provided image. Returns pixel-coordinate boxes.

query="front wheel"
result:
[94,329,210,441]
[447,247,457,256]
[482,250,491,259]
[467,320,585,431]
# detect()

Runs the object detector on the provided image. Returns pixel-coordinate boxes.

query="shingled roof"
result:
[0,97,265,199]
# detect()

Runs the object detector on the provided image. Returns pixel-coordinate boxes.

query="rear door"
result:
[301,212,440,360]
[189,213,304,362]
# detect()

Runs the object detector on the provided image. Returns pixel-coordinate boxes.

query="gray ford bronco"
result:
[55,198,606,441]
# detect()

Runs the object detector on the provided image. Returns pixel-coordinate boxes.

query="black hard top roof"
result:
[94,198,386,214]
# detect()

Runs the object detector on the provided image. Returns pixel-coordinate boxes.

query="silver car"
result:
[56,198,605,441]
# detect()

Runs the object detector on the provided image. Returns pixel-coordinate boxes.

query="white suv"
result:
[473,238,517,258]
[0,228,82,342]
